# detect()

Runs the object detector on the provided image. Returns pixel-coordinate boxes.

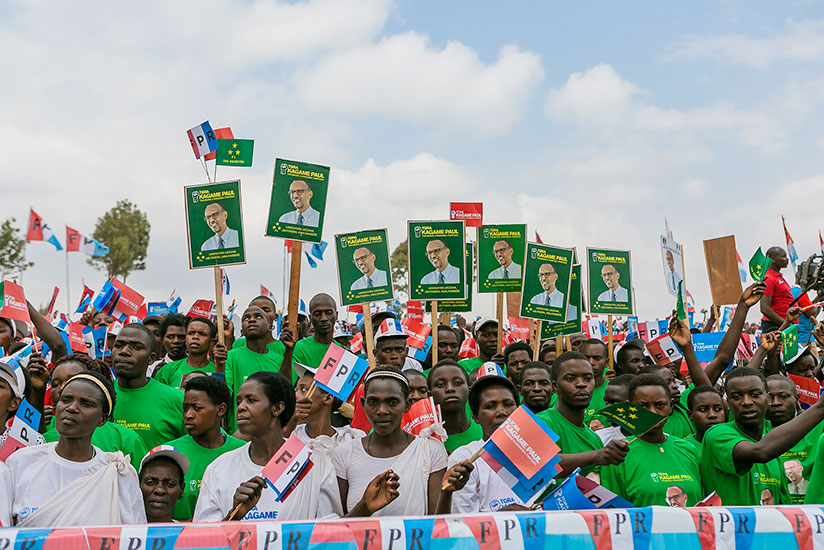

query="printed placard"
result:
[425,243,473,313]
[334,229,394,306]
[519,243,574,323]
[587,248,634,315]
[541,264,582,338]
[408,220,466,301]
[478,224,526,294]
[265,158,329,243]
[661,236,685,297]
[184,180,247,269]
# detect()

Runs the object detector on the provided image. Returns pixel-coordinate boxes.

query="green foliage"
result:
[0,218,34,280]
[390,238,409,298]
[88,200,150,281]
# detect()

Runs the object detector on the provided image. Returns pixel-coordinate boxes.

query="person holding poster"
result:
[530,263,565,307]
[278,179,320,227]
[421,239,460,284]
[201,203,239,251]
[478,224,526,293]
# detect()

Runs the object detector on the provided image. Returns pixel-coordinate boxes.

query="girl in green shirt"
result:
[428,360,482,453]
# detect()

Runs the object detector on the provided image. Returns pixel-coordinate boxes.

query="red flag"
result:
[508,317,530,341]
[401,397,443,441]
[0,281,31,324]
[204,127,233,161]
[788,374,823,408]
[820,230,824,255]
[109,278,144,320]
[187,299,215,320]
[26,209,43,241]
[65,226,81,252]
[402,318,431,349]
[45,286,59,316]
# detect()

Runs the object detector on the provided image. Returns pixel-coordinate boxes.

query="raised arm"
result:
[26,300,67,360]
[705,283,765,385]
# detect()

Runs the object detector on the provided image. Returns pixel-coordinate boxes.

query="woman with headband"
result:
[5,371,146,526]
[332,366,448,516]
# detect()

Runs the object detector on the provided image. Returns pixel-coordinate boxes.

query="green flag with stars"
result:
[598,401,666,437]
[749,247,773,282]
[782,324,799,363]
[676,280,687,321]
[216,139,254,167]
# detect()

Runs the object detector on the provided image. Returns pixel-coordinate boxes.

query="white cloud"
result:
[679,177,709,198]
[664,19,824,69]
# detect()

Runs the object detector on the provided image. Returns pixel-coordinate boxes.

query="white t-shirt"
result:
[5,443,145,525]
[291,424,365,446]
[193,441,341,522]
[332,435,447,516]
[0,461,12,527]
[448,440,523,513]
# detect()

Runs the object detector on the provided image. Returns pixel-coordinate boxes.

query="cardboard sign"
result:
[334,229,394,306]
[692,332,725,362]
[408,221,466,301]
[703,235,743,306]
[449,202,483,228]
[425,243,473,313]
[520,243,575,323]
[184,180,247,269]
[265,158,329,244]
[478,224,526,294]
[587,248,634,315]
[542,264,583,338]
[661,236,685,297]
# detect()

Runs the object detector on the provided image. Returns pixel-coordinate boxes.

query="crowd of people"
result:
[1,244,823,526]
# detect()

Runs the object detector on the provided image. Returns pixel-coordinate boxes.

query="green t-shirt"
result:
[701,421,791,506]
[444,420,483,454]
[232,337,286,355]
[457,357,483,376]
[584,380,607,421]
[664,402,695,439]
[43,418,147,472]
[685,435,702,455]
[293,337,342,382]
[804,431,824,504]
[165,432,246,521]
[225,346,284,432]
[778,419,823,480]
[538,407,603,477]
[113,378,186,450]
[154,358,217,389]
[600,435,702,507]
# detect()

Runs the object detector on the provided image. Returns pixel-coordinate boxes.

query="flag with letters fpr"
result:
[26,209,62,250]
[261,434,313,502]
[0,398,42,461]
[66,226,109,257]
[313,344,369,402]
[598,401,666,437]
[645,333,683,366]
[187,121,218,159]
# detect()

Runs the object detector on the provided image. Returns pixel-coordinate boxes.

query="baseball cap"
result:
[371,310,397,329]
[0,360,23,398]
[334,321,353,340]
[468,366,519,411]
[374,319,406,346]
[293,361,317,379]
[474,318,498,336]
[140,445,190,476]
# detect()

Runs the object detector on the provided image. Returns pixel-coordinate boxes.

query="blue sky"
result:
[3,0,824,322]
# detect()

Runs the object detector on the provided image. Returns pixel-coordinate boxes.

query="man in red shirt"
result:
[760,247,793,333]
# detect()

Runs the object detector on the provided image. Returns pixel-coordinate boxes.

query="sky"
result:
[4,0,824,323]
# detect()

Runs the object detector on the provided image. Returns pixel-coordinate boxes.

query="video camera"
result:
[798,255,824,298]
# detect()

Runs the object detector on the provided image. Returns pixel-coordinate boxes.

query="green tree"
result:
[390,238,408,299]
[88,200,150,281]
[0,218,34,280]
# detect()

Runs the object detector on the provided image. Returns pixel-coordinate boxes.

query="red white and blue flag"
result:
[736,250,747,283]
[783,215,799,270]
[65,226,109,257]
[26,209,62,250]
[187,120,218,159]
[204,127,233,161]
[221,269,230,295]
[261,434,313,502]
[74,285,94,314]
[0,398,42,461]
[314,344,369,402]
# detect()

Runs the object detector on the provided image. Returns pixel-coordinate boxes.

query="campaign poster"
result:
[541,264,582,338]
[265,158,329,243]
[477,224,526,294]
[519,243,574,323]
[587,248,634,315]
[426,243,473,313]
[661,236,685,297]
[335,229,394,306]
[408,221,466,301]
[184,180,246,269]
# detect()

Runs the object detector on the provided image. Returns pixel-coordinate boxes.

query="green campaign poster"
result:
[184,180,246,269]
[335,229,394,306]
[426,243,473,313]
[265,158,329,243]
[587,247,634,315]
[408,220,466,301]
[477,224,526,294]
[519,243,574,323]
[541,264,582,338]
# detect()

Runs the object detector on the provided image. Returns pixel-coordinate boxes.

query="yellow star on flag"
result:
[628,406,637,412]
[629,413,637,419]
[616,408,624,413]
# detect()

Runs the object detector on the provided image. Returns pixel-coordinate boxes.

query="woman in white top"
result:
[332,366,448,516]
[5,372,145,526]
[193,371,342,521]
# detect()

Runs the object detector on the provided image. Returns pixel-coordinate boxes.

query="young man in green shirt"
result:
[429,359,483,453]
[578,339,608,424]
[230,295,287,356]
[518,361,553,414]
[165,374,245,521]
[537,351,628,479]
[156,317,218,389]
[290,294,343,376]
[111,324,187,450]
[503,342,532,386]
[458,318,498,375]
[701,367,824,505]
[225,306,285,406]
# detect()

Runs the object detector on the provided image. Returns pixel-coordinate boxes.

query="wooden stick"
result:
[363,304,375,370]
[226,501,245,521]
[439,313,449,326]
[532,320,540,361]
[496,292,504,354]
[213,266,225,347]
[287,242,302,336]
[555,336,563,355]
[305,381,317,399]
[565,335,572,352]
[607,314,614,372]
[712,305,720,332]
[442,445,485,490]
[431,301,439,365]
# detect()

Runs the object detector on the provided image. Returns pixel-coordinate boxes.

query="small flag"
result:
[45,286,59,316]
[782,215,799,270]
[696,491,722,507]
[645,334,683,366]
[574,473,634,508]
[310,241,328,261]
[402,318,431,350]
[675,281,686,321]
[540,470,597,510]
[0,281,31,324]
[401,397,444,441]
[221,269,230,295]
[0,398,42,461]
[26,209,62,250]
[535,231,544,245]
[736,250,747,283]
[166,290,182,313]
[261,434,313,502]
[748,247,773,282]
[66,226,109,257]
[81,325,108,358]
[92,281,121,317]
[75,285,94,314]
[820,230,824,255]
[187,120,218,159]
[304,252,318,268]
[407,335,432,363]
[787,374,823,409]
[458,337,478,359]
[187,299,215,320]
[216,138,254,167]
[313,344,370,402]
[782,324,799,363]
[109,278,145,322]
[204,127,233,161]
[598,401,667,437]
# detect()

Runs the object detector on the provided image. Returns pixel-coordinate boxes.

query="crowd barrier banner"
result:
[2,506,824,550]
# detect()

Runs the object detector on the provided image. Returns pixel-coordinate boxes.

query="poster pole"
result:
[431,301,439,366]
[607,314,614,371]
[288,242,302,337]
[363,304,375,370]
[496,292,504,354]
[213,266,225,347]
